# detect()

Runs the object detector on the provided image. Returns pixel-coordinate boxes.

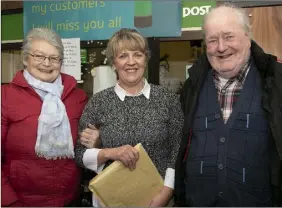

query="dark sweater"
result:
[75,85,183,178]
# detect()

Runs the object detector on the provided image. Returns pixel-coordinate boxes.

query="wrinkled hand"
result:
[149,186,173,207]
[107,145,139,171]
[80,124,101,149]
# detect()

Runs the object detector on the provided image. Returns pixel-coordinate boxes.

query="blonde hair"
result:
[202,3,251,38]
[106,28,150,65]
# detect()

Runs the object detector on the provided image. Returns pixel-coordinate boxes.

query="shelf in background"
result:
[1,41,23,51]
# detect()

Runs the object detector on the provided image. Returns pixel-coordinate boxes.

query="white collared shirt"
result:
[114,79,151,101]
[83,79,175,195]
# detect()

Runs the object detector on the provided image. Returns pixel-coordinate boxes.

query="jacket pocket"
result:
[232,112,269,133]
[9,160,80,195]
[184,158,218,206]
[226,158,271,204]
[9,108,39,123]
[185,157,217,177]
[193,114,220,131]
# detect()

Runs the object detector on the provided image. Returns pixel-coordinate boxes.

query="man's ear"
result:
[246,37,251,48]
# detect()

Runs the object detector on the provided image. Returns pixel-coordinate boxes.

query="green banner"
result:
[2,13,24,41]
[182,0,216,31]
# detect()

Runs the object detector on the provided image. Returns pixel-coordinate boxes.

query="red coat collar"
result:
[12,70,78,100]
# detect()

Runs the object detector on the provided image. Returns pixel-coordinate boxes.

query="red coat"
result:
[1,71,88,207]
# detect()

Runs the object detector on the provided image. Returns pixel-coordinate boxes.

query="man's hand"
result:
[149,186,173,207]
[80,124,101,148]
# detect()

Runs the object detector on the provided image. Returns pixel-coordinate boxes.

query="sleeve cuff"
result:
[164,168,175,189]
[82,148,105,174]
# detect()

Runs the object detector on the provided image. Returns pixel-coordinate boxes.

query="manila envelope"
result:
[88,143,164,207]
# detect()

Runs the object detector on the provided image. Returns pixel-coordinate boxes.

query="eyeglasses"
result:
[28,53,62,64]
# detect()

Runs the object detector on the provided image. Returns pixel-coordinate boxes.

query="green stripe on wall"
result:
[2,13,24,41]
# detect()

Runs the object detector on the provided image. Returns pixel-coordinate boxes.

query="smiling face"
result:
[113,49,146,90]
[204,8,251,78]
[26,39,62,83]
[106,28,150,93]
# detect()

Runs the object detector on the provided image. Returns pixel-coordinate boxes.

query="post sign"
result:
[182,0,216,31]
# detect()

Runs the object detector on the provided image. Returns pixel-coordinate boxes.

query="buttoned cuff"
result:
[82,148,105,173]
[164,168,175,189]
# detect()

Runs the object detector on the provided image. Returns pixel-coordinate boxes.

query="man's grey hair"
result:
[202,3,251,38]
[22,28,64,65]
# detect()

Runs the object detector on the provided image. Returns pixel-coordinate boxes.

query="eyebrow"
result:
[33,50,60,57]
[223,32,234,35]
[118,51,143,55]
[206,31,235,40]
[206,35,218,40]
[117,52,127,56]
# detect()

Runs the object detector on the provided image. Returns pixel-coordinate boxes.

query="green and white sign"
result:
[80,49,87,64]
[182,0,216,31]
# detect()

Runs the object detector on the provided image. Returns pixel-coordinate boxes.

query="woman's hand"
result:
[149,186,173,207]
[80,124,101,148]
[102,145,139,170]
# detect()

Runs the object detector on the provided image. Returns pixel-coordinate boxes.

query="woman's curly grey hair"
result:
[22,28,64,66]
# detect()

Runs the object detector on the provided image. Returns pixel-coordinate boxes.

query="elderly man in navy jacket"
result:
[175,3,282,207]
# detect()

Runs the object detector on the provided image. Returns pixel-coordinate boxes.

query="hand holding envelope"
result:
[103,145,139,171]
[88,143,164,207]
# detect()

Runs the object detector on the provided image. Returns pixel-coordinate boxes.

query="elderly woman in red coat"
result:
[1,28,96,207]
